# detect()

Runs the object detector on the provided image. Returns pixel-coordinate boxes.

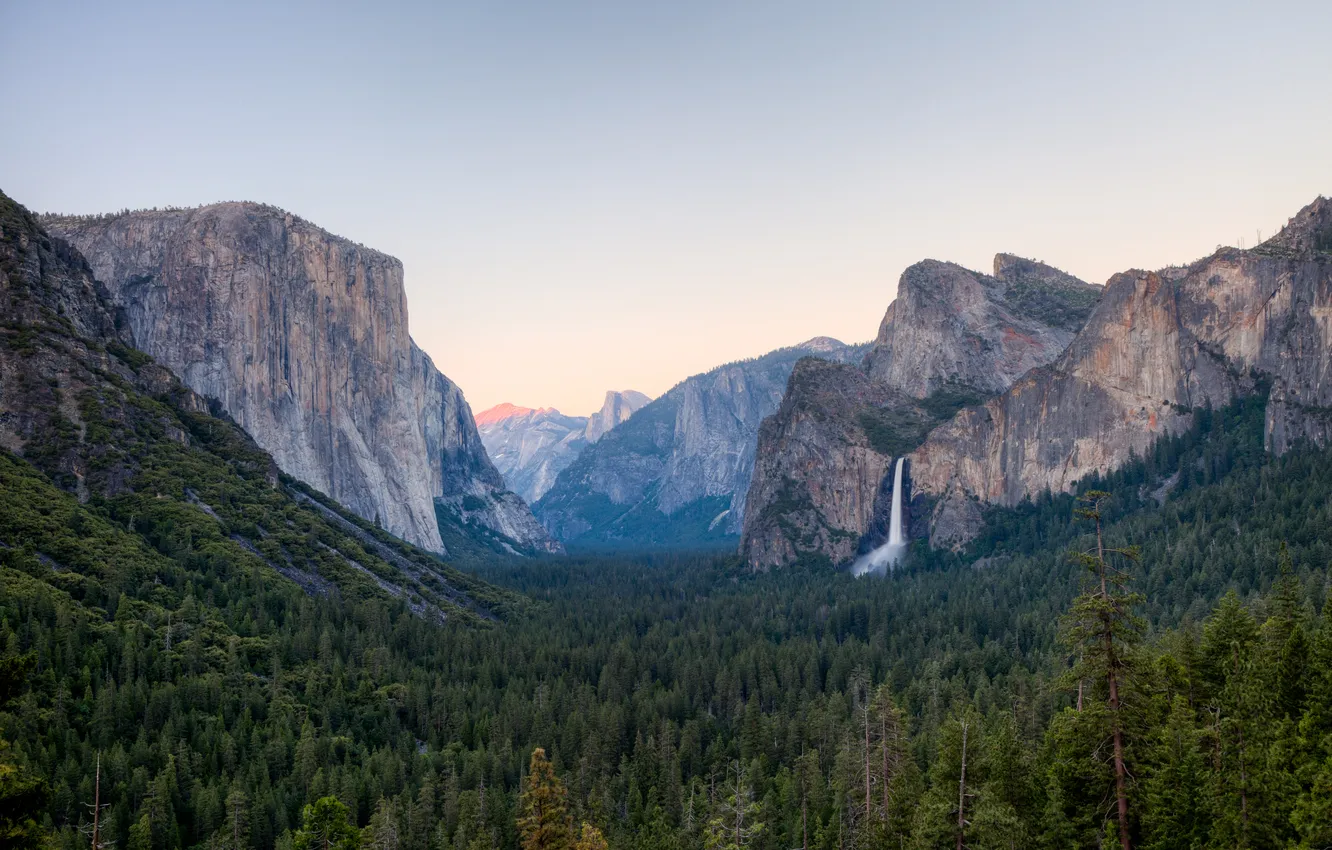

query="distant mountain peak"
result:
[603,389,651,406]
[794,336,847,353]
[475,403,547,426]
[475,390,650,504]
[585,390,651,443]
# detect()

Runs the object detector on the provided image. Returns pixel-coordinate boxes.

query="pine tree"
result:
[1062,491,1143,850]
[1290,606,1332,847]
[1201,592,1265,848]
[1140,697,1208,850]
[0,651,47,850]
[221,785,250,850]
[1203,587,1303,848]
[572,823,608,850]
[704,761,763,850]
[363,797,400,850]
[910,708,1021,850]
[518,748,574,850]
[293,796,361,850]
[793,749,821,850]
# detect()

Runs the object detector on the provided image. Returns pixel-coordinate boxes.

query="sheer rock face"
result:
[739,359,905,569]
[910,197,1332,515]
[741,257,1100,568]
[475,390,650,504]
[44,204,555,554]
[865,256,1097,398]
[584,390,650,443]
[535,338,867,545]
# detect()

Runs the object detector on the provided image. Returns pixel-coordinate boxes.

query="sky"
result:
[3,1,1330,416]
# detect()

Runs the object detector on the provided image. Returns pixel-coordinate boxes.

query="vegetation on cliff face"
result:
[857,382,988,458]
[1002,273,1103,333]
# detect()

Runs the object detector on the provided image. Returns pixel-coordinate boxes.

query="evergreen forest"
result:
[4,386,1332,849]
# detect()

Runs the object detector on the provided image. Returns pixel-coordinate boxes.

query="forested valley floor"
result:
[4,394,1332,849]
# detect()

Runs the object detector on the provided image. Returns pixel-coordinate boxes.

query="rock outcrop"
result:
[739,360,911,568]
[910,197,1332,520]
[535,338,868,547]
[475,390,650,503]
[585,390,650,442]
[0,187,515,615]
[43,203,556,555]
[865,255,1099,397]
[741,257,1101,568]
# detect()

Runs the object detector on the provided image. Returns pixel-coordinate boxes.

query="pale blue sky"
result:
[3,0,1329,414]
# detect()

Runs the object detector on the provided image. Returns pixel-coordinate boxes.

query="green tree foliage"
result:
[7,380,1332,849]
[1062,491,1144,850]
[703,762,763,850]
[0,652,47,849]
[294,797,361,850]
[518,749,573,850]
[572,823,608,850]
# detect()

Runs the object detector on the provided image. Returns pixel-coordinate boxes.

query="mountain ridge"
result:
[910,196,1332,543]
[475,390,651,503]
[740,254,1101,568]
[0,187,517,615]
[42,202,558,556]
[535,337,870,547]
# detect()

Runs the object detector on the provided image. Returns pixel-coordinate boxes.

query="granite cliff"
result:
[910,197,1332,537]
[585,389,651,442]
[43,203,556,555]
[535,338,867,547]
[741,256,1101,568]
[475,390,650,503]
[0,188,516,614]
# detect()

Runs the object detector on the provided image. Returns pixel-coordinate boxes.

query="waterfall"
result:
[851,457,907,576]
[886,456,905,549]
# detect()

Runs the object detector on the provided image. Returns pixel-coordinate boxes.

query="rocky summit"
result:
[476,390,650,503]
[42,203,557,556]
[910,197,1332,541]
[740,256,1101,568]
[534,338,868,548]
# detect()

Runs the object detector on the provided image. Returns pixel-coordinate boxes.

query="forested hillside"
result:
[5,385,1332,848]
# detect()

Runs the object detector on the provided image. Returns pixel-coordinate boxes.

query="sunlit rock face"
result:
[45,203,557,554]
[910,197,1332,516]
[475,390,650,504]
[741,255,1101,568]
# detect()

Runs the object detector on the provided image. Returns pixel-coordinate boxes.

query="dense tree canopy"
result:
[3,392,1332,849]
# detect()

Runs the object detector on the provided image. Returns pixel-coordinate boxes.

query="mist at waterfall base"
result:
[851,457,907,577]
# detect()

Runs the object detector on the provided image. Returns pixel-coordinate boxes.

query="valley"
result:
[3,185,1332,850]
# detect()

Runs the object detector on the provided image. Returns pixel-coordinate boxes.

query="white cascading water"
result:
[851,457,907,576]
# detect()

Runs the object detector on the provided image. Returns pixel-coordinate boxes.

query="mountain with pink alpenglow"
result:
[476,391,651,503]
